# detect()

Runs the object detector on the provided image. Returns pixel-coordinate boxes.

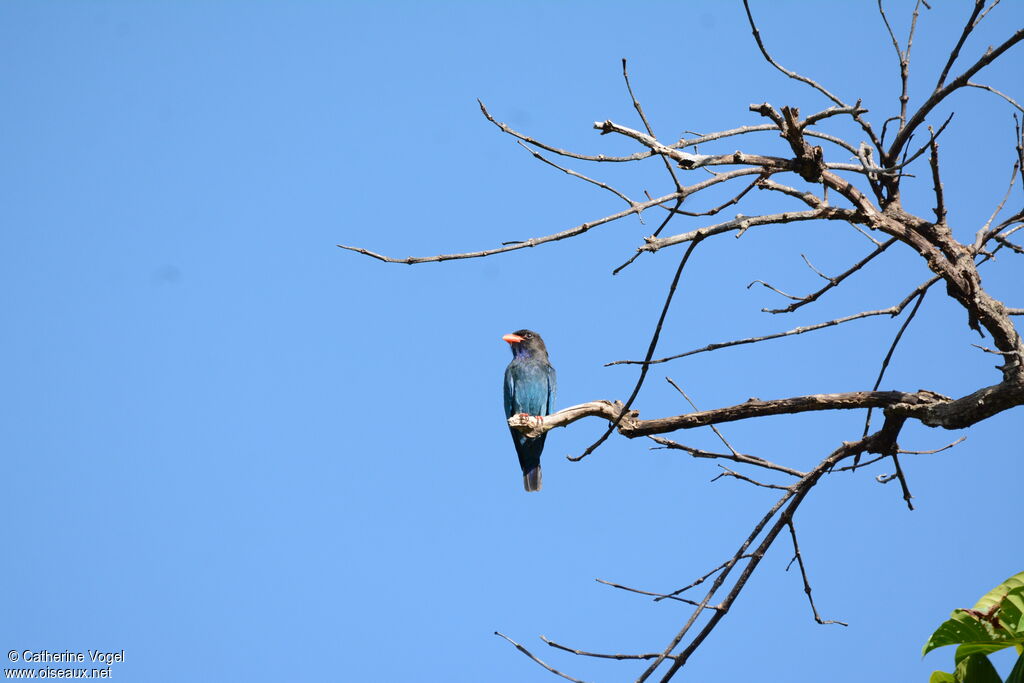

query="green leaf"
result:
[998,587,1024,638]
[1005,651,1024,683]
[955,653,1002,683]
[975,573,1024,616]
[925,574,1024,657]
[929,671,956,683]
[957,642,1016,665]
[924,610,1011,657]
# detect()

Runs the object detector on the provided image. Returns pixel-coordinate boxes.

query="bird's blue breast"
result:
[504,358,556,419]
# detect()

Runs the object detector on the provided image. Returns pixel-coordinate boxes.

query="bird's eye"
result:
[524,333,533,339]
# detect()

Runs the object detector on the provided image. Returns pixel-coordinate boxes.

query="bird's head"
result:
[502,329,549,360]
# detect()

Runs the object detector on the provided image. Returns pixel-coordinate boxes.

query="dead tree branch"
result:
[345,3,1023,679]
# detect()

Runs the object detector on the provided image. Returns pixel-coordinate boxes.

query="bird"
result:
[502,329,557,492]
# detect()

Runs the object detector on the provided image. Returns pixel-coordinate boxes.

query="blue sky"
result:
[2,2,1022,681]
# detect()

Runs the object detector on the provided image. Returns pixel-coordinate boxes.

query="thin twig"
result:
[761,237,899,314]
[664,176,763,217]
[801,253,834,282]
[642,206,859,254]
[665,377,741,456]
[479,99,654,163]
[614,197,684,275]
[994,235,1024,255]
[832,436,964,472]
[890,24,1024,159]
[988,222,1024,254]
[786,521,848,626]
[903,0,925,117]
[494,632,589,683]
[877,0,912,129]
[889,112,955,172]
[754,178,828,208]
[861,290,928,440]
[674,124,776,150]
[977,0,1002,25]
[515,140,638,209]
[570,237,704,461]
[973,160,1021,249]
[928,128,947,224]
[654,557,755,602]
[966,82,1024,113]
[833,452,891,472]
[647,439,740,459]
[972,343,1020,356]
[594,578,719,609]
[742,0,883,151]
[608,284,931,367]
[712,464,793,490]
[880,115,901,148]
[890,453,915,510]
[806,130,860,155]
[649,436,806,477]
[935,1,987,90]
[541,636,665,661]
[850,221,884,246]
[338,189,682,264]
[899,436,967,454]
[623,58,682,191]
[748,280,809,303]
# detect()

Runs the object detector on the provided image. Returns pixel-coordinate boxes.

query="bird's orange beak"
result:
[502,333,524,344]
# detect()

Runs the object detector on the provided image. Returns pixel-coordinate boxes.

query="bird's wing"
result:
[545,364,557,416]
[503,365,515,419]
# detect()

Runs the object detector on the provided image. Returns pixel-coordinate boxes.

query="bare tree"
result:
[342,2,1023,680]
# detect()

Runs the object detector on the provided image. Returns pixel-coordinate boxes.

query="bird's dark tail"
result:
[513,432,545,492]
[523,466,542,492]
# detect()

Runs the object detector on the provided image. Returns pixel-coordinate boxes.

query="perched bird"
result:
[502,329,557,492]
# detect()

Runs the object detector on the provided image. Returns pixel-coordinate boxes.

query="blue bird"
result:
[502,329,557,492]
